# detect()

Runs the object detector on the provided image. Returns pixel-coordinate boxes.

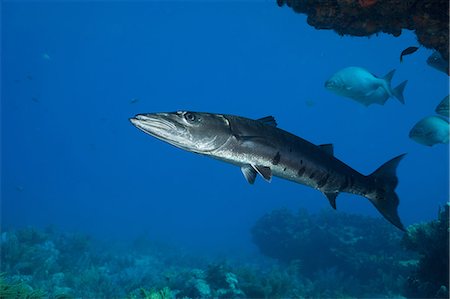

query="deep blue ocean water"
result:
[2,1,448,257]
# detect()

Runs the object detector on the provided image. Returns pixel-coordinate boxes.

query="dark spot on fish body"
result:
[317,174,329,188]
[300,159,303,165]
[272,152,281,165]
[309,172,316,179]
[283,167,287,172]
[297,166,305,176]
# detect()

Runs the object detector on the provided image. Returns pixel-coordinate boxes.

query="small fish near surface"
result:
[325,67,407,106]
[400,46,419,63]
[409,116,449,146]
[427,51,449,75]
[435,95,449,118]
[130,111,406,230]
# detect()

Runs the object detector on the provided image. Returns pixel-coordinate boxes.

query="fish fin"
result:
[257,116,277,127]
[324,192,338,209]
[392,80,407,104]
[366,154,407,231]
[319,144,334,155]
[383,69,396,85]
[251,165,272,182]
[241,165,257,184]
[382,69,396,97]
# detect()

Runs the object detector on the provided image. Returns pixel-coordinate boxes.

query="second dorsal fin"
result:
[257,116,277,127]
[319,144,334,156]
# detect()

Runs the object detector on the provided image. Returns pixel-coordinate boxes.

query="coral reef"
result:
[402,204,449,298]
[277,0,449,61]
[0,207,447,298]
[251,208,415,297]
[0,273,46,299]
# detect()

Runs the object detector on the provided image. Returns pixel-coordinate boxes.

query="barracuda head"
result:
[129,111,232,153]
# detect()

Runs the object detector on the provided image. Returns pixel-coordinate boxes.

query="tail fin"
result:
[392,80,408,104]
[381,69,396,98]
[383,69,396,84]
[367,154,406,231]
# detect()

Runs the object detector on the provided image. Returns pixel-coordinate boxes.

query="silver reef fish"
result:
[409,116,449,146]
[325,67,406,106]
[130,111,406,230]
[435,95,449,118]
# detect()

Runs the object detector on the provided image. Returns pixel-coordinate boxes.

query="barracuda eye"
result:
[184,112,196,122]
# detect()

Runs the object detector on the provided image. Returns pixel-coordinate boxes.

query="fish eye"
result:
[184,112,196,122]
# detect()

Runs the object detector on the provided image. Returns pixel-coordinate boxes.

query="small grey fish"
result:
[435,95,449,118]
[409,116,449,146]
[325,67,406,106]
[400,46,419,62]
[427,52,449,75]
[130,111,406,230]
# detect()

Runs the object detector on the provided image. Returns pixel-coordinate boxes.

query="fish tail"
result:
[392,80,408,104]
[383,69,396,85]
[382,69,396,97]
[366,154,406,231]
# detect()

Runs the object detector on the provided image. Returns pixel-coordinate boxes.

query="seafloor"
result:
[1,205,448,298]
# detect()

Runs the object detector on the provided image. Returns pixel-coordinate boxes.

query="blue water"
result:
[2,1,448,257]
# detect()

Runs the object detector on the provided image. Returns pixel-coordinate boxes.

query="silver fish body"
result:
[325,67,406,106]
[409,115,449,146]
[130,111,405,230]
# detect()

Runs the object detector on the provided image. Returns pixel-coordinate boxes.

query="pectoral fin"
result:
[252,165,272,182]
[324,192,338,209]
[241,165,257,184]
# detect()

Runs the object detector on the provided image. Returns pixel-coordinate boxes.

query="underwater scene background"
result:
[1,1,449,298]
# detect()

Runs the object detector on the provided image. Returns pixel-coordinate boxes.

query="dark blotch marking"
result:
[272,152,281,165]
[317,174,329,188]
[300,160,303,165]
[309,172,316,179]
[283,167,287,172]
[289,148,292,152]
[297,166,305,176]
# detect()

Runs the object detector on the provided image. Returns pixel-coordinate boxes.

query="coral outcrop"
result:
[402,204,449,299]
[251,208,414,296]
[277,0,449,61]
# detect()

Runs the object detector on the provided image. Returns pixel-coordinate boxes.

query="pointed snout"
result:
[129,114,151,126]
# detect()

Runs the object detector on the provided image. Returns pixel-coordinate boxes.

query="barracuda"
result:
[130,111,405,231]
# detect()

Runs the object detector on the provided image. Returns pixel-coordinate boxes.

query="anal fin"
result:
[252,165,272,182]
[324,192,338,209]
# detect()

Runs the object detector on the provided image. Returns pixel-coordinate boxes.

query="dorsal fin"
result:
[319,144,334,156]
[324,192,338,209]
[257,116,277,127]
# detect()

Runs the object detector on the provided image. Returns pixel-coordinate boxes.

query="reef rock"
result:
[277,0,449,62]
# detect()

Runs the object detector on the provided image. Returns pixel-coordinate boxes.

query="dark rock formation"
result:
[277,0,449,62]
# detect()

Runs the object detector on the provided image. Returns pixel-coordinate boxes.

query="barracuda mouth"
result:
[129,114,185,145]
